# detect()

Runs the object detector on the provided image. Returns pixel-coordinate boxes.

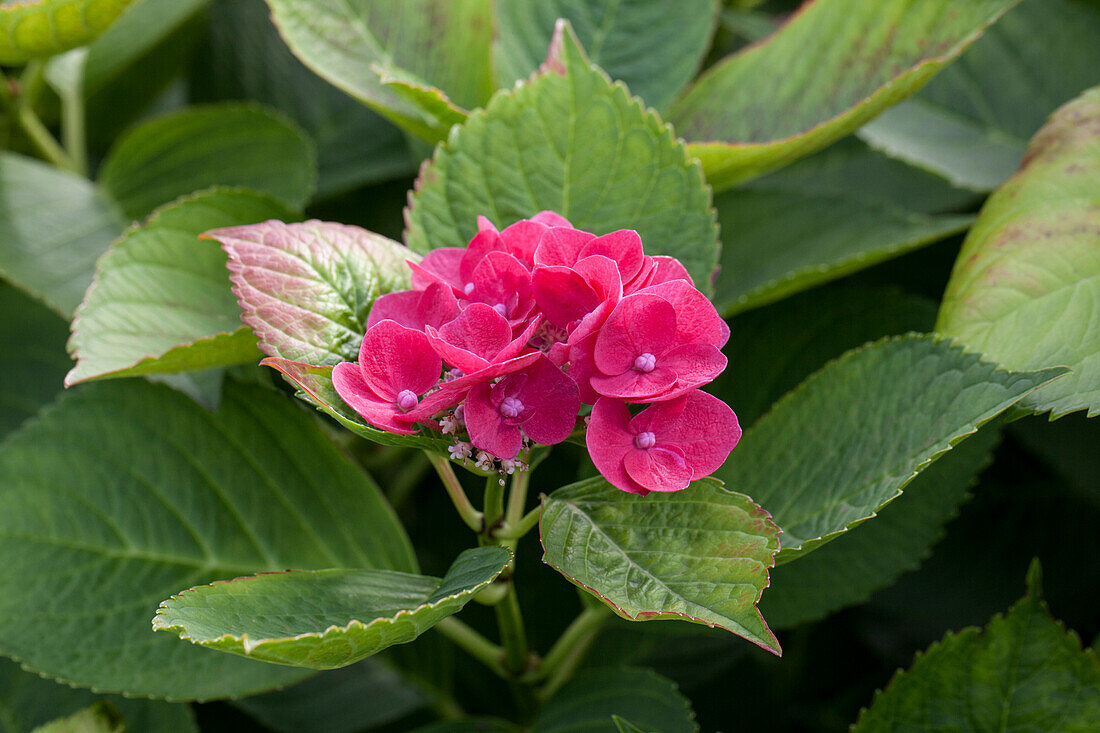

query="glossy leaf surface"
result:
[937,86,1100,418]
[541,477,781,654]
[154,547,510,669]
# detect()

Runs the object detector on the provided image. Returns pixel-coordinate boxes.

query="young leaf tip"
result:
[540,19,588,77]
[1025,557,1044,601]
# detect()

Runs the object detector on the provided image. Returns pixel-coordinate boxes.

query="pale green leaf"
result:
[205,219,413,366]
[153,547,510,669]
[30,701,123,733]
[0,658,196,733]
[0,380,415,700]
[405,22,719,289]
[714,334,1064,561]
[66,189,296,386]
[669,0,1021,191]
[540,477,781,654]
[761,425,999,628]
[854,562,1100,732]
[192,0,415,197]
[713,187,971,316]
[858,0,1100,191]
[0,152,126,317]
[937,86,1100,418]
[493,0,719,112]
[0,285,69,438]
[263,0,492,142]
[98,104,316,220]
[0,0,134,64]
[533,668,696,733]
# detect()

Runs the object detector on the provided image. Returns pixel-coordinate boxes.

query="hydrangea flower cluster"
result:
[333,212,742,495]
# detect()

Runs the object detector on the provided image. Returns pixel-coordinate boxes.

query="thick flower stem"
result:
[434,617,509,680]
[495,505,540,540]
[426,452,483,532]
[483,475,506,531]
[534,605,610,701]
[494,583,530,674]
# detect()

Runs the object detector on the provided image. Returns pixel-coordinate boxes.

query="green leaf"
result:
[533,668,697,733]
[193,0,415,197]
[30,701,123,733]
[411,721,519,733]
[0,285,69,438]
[0,380,415,700]
[0,152,126,317]
[98,104,316,220]
[714,334,1064,562]
[611,717,651,733]
[712,187,972,316]
[936,86,1100,418]
[0,0,134,64]
[262,0,492,142]
[153,547,510,669]
[853,562,1100,731]
[858,0,1100,192]
[668,0,1021,191]
[405,21,719,289]
[493,0,719,112]
[233,658,430,733]
[540,477,781,654]
[0,658,196,733]
[66,189,297,386]
[1012,413,1100,509]
[761,424,999,629]
[260,358,458,454]
[82,0,210,95]
[206,219,413,366]
[710,285,937,427]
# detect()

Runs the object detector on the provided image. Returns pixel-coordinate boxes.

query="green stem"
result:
[483,474,505,533]
[433,617,509,680]
[535,606,610,700]
[60,79,87,176]
[494,583,530,674]
[426,453,483,533]
[0,64,79,173]
[505,466,530,526]
[495,505,540,540]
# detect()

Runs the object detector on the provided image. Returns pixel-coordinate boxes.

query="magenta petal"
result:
[566,332,602,404]
[470,252,533,315]
[460,229,507,284]
[367,290,422,330]
[357,320,442,399]
[465,381,524,460]
[332,361,419,435]
[572,255,623,303]
[498,315,544,362]
[397,351,542,423]
[589,365,677,401]
[476,215,498,233]
[643,256,694,288]
[499,219,550,266]
[624,445,692,493]
[593,294,677,374]
[638,279,729,348]
[534,227,595,268]
[428,303,513,372]
[639,390,741,478]
[514,355,579,446]
[532,265,601,328]
[416,282,461,329]
[580,230,644,284]
[411,247,465,291]
[660,342,727,392]
[530,211,573,228]
[586,397,649,495]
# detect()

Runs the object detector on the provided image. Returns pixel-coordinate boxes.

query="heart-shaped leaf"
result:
[405,21,719,290]
[853,562,1100,731]
[540,477,781,654]
[262,0,492,142]
[66,189,297,386]
[0,285,69,438]
[0,0,134,64]
[668,0,1021,191]
[0,380,415,700]
[493,0,719,112]
[937,86,1100,418]
[98,104,316,220]
[153,547,510,669]
[714,334,1064,562]
[207,219,414,367]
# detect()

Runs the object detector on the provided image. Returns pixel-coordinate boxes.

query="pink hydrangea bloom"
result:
[586,391,742,495]
[332,320,442,435]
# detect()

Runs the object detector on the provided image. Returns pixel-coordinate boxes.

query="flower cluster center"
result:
[633,352,657,373]
[634,431,656,450]
[499,396,525,419]
[396,389,419,411]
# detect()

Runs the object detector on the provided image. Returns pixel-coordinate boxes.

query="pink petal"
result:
[623,445,692,493]
[530,211,573,228]
[532,265,602,329]
[632,390,741,478]
[410,248,464,291]
[512,355,579,446]
[416,282,461,329]
[465,381,524,460]
[498,315,544,363]
[460,229,507,284]
[637,279,728,348]
[593,294,677,375]
[469,252,533,318]
[580,230,644,284]
[586,397,649,495]
[534,227,595,268]
[642,256,694,288]
[427,303,513,373]
[476,215,498,233]
[659,342,727,394]
[332,361,418,435]
[366,290,422,330]
[499,219,550,266]
[357,320,442,399]
[589,365,677,402]
[565,332,602,405]
[396,351,542,423]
